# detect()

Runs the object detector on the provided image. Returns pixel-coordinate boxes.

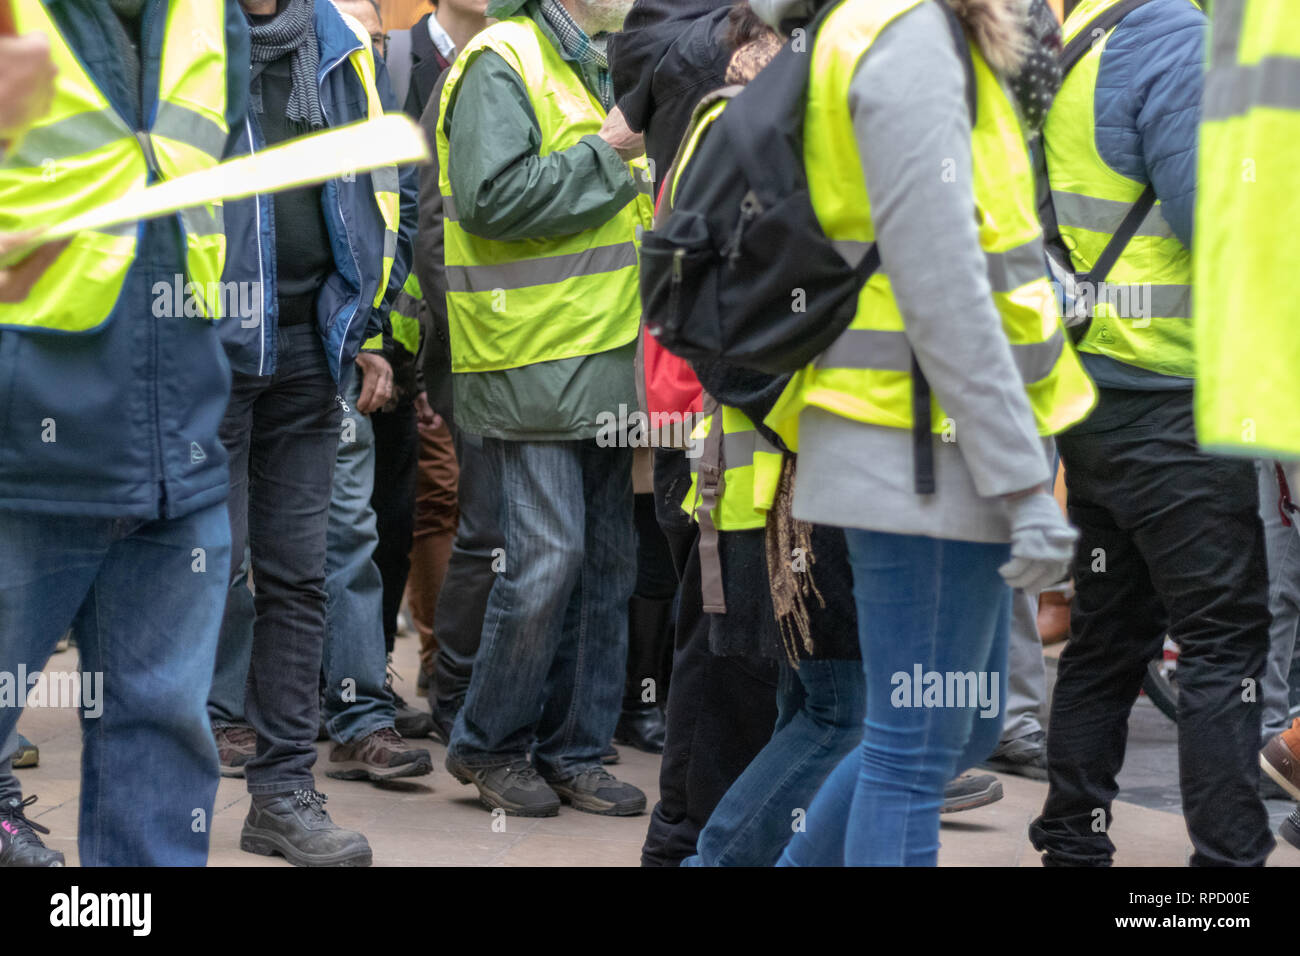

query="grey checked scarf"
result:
[539,0,613,109]
[248,0,325,132]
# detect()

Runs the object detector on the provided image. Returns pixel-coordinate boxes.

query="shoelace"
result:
[372,727,404,747]
[1,794,52,839]
[291,788,329,821]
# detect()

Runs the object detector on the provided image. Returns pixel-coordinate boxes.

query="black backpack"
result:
[639,0,973,378]
[1039,0,1157,341]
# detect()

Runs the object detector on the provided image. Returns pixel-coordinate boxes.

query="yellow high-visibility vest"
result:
[1045,0,1199,378]
[683,404,784,533]
[435,16,654,374]
[768,0,1095,452]
[337,11,402,315]
[0,0,230,330]
[1194,0,1300,457]
[363,270,422,355]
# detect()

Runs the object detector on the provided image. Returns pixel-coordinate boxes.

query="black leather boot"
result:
[614,595,673,754]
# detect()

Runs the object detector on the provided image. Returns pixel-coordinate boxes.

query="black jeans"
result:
[212,325,342,796]
[371,400,419,651]
[1029,388,1274,866]
[641,534,778,866]
[429,427,503,719]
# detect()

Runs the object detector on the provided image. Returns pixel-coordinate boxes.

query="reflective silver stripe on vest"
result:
[1210,0,1246,70]
[634,168,655,196]
[819,328,1065,383]
[444,241,638,293]
[179,204,223,237]
[1052,190,1176,239]
[1203,57,1300,121]
[7,108,130,168]
[372,165,400,195]
[832,237,1045,293]
[384,229,398,262]
[152,101,228,160]
[393,290,421,317]
[985,238,1047,293]
[1083,283,1191,319]
[443,195,458,222]
[688,427,776,475]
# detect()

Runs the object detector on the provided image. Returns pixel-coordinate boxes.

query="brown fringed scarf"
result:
[765,453,825,667]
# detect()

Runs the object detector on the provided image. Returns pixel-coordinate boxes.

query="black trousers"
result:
[641,450,778,866]
[1029,388,1274,866]
[371,399,419,652]
[429,428,504,718]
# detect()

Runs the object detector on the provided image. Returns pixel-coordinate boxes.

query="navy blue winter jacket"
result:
[1077,0,1205,389]
[0,0,250,519]
[218,0,417,385]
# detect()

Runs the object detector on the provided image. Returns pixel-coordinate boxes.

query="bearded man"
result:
[435,0,652,817]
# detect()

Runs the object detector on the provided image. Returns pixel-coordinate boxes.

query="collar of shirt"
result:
[426,11,458,62]
[537,0,611,108]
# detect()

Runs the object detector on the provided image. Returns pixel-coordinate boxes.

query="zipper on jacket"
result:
[246,116,269,375]
[725,192,762,269]
[319,45,368,379]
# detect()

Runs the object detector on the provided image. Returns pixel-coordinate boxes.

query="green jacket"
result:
[445,0,639,439]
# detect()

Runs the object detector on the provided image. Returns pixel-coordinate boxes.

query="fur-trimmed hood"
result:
[751,0,1033,77]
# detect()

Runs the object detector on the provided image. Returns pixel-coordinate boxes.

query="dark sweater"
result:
[251,50,333,326]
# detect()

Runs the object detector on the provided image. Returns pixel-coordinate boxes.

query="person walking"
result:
[1029,0,1275,867]
[756,0,1095,866]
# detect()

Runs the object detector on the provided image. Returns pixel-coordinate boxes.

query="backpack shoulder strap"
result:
[934,0,976,126]
[388,28,414,111]
[657,85,744,225]
[1061,0,1157,78]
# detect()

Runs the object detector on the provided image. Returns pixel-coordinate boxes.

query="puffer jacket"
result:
[0,0,250,520]
[219,0,417,386]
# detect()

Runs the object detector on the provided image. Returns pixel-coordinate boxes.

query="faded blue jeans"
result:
[0,503,231,865]
[321,372,396,744]
[780,530,1011,867]
[682,657,865,866]
[447,438,635,779]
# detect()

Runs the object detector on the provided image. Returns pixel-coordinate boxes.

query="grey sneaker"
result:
[240,789,372,867]
[981,729,1048,781]
[214,724,256,778]
[326,727,433,782]
[445,755,561,817]
[940,773,1004,814]
[545,767,646,816]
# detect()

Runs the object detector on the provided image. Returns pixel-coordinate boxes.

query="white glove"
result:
[999,492,1078,594]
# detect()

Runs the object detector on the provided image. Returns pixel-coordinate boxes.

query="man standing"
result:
[0,0,248,866]
[210,0,409,866]
[316,0,433,783]
[437,0,652,816]
[1029,0,1274,866]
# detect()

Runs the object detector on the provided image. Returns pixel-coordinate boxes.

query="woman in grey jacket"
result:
[753,0,1088,865]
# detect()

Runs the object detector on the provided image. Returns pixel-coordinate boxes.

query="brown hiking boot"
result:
[1261,718,1300,800]
[214,724,256,778]
[326,727,433,782]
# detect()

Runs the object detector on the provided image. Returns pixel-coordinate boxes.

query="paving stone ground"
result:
[13,635,1300,866]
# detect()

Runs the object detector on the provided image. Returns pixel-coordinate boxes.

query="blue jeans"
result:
[683,657,865,866]
[448,439,635,779]
[321,372,395,743]
[779,531,1011,867]
[208,324,342,795]
[0,504,231,865]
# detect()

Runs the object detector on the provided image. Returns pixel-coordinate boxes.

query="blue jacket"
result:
[0,0,250,519]
[218,0,417,386]
[1080,0,1205,389]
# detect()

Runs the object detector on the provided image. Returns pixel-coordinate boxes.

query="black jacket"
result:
[401,12,453,122]
[609,0,732,196]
